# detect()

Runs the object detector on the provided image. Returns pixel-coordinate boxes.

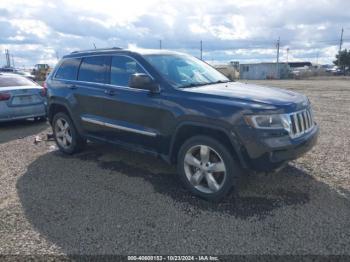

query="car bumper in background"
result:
[0,103,46,122]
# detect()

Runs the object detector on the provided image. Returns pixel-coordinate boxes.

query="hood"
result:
[181,82,308,110]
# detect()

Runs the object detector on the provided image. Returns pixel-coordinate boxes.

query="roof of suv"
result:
[63,47,185,59]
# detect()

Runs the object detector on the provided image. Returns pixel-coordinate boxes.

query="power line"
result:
[151,37,350,45]
[143,38,350,52]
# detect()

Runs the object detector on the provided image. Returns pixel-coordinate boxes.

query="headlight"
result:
[244,114,290,131]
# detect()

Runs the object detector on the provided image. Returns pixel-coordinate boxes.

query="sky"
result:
[0,0,349,68]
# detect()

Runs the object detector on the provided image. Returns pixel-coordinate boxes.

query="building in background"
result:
[214,61,240,80]
[239,62,291,80]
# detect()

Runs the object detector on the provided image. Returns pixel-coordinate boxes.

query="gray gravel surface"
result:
[0,78,349,256]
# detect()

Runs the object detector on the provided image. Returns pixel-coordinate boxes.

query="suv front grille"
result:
[289,109,314,138]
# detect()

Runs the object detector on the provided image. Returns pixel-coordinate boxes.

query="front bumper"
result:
[238,124,319,171]
[267,124,319,162]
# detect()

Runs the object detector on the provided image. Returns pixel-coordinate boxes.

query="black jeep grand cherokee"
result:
[47,48,319,201]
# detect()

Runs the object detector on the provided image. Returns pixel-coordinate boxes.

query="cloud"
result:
[0,0,349,67]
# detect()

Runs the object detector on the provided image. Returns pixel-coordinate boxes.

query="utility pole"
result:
[276,37,280,79]
[338,28,344,69]
[339,27,344,53]
[5,49,11,68]
[200,40,203,60]
[5,49,7,67]
[159,40,162,50]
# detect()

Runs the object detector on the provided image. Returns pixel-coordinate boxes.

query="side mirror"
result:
[129,73,160,94]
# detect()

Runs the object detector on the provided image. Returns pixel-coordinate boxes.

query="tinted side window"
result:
[110,56,146,86]
[78,56,108,84]
[55,58,81,80]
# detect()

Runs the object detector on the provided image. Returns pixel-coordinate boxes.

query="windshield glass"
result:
[144,54,229,88]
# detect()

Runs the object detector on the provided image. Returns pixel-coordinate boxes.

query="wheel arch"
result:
[48,101,86,138]
[48,102,72,124]
[169,122,247,169]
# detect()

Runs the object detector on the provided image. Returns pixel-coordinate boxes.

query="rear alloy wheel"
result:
[177,136,241,201]
[53,112,86,154]
[55,118,73,149]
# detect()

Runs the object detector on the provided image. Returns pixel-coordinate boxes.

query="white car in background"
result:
[0,73,47,122]
[14,70,36,81]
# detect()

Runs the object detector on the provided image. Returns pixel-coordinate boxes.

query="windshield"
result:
[144,54,229,88]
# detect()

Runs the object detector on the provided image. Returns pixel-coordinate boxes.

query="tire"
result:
[52,112,86,154]
[177,135,241,201]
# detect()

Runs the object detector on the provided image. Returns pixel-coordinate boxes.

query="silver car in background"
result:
[0,73,47,122]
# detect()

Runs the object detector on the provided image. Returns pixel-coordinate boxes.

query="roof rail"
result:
[71,47,123,54]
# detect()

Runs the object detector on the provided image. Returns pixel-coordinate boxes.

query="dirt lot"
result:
[0,78,349,256]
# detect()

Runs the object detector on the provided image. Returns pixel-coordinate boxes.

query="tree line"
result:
[334,49,350,74]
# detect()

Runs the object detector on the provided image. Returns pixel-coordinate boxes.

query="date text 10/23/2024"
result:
[127,255,219,261]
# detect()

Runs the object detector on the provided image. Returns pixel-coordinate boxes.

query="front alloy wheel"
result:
[177,135,241,201]
[184,145,227,194]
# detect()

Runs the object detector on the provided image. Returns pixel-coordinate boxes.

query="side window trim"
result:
[53,60,64,79]
[105,56,112,85]
[77,56,109,84]
[53,58,81,81]
[111,55,154,81]
[53,54,154,88]
[75,58,83,81]
[108,55,152,90]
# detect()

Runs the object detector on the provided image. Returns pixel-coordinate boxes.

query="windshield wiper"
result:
[179,80,231,88]
[211,80,231,84]
[179,82,209,88]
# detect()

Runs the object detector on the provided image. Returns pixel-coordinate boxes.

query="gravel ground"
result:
[0,78,349,256]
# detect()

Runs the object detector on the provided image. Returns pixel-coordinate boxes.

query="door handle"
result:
[68,84,77,89]
[104,89,116,96]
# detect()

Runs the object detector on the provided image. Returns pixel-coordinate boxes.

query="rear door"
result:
[49,57,81,122]
[72,56,110,137]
